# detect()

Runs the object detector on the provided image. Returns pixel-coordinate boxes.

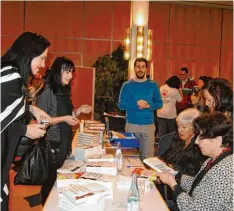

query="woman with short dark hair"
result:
[36,57,92,204]
[158,112,233,211]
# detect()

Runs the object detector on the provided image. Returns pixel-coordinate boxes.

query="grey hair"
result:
[177,108,200,124]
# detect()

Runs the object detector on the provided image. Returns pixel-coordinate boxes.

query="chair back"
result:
[156,132,176,156]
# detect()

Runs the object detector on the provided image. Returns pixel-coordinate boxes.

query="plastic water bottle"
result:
[115,142,123,172]
[127,173,140,211]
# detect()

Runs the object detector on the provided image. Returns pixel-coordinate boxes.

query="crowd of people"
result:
[1,31,233,211]
[118,56,233,210]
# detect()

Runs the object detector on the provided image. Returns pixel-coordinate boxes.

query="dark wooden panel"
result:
[1,1,24,35]
[83,40,111,66]
[195,7,222,46]
[25,2,83,38]
[71,67,95,120]
[149,2,170,43]
[83,1,113,39]
[113,1,131,40]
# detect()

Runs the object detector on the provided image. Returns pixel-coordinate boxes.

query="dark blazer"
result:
[161,133,206,176]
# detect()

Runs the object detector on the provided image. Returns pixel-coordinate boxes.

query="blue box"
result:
[110,132,139,148]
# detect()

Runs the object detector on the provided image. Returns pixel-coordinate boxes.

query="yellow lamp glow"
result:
[136,26,144,58]
[124,28,131,60]
[147,29,153,61]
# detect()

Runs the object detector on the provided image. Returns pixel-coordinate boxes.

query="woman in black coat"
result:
[1,32,51,210]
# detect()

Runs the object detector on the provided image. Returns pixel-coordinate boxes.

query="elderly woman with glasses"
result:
[158,112,233,211]
[160,108,206,177]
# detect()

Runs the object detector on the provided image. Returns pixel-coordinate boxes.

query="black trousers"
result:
[157,117,177,138]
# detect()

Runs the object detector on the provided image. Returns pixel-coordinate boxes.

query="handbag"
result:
[14,138,53,185]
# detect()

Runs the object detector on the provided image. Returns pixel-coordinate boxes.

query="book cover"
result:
[87,154,114,162]
[132,168,157,181]
[62,183,110,205]
[85,161,117,176]
[143,157,178,175]
[79,172,117,188]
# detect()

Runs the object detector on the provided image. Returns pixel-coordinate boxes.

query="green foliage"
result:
[93,44,128,119]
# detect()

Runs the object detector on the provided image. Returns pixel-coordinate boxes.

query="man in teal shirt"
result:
[118,58,162,159]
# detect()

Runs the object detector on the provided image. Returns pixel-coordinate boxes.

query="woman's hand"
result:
[25,124,46,139]
[64,116,79,126]
[74,105,92,117]
[30,106,51,123]
[157,172,177,189]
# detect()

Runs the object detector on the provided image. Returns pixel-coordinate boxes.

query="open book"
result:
[143,157,178,176]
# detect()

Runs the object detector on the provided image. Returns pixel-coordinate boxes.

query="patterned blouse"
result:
[175,154,233,211]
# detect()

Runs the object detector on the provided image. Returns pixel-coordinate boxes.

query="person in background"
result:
[36,57,92,204]
[197,76,212,88]
[118,57,162,160]
[191,76,212,106]
[203,77,233,118]
[1,31,51,210]
[157,76,182,137]
[177,67,196,114]
[158,112,233,211]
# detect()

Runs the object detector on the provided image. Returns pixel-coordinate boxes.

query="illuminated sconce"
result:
[136,26,144,58]
[124,28,131,60]
[147,29,153,61]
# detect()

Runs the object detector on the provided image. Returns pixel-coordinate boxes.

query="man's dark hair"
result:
[134,57,148,68]
[180,67,188,74]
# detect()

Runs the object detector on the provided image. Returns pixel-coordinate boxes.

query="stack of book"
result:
[77,132,100,146]
[58,183,110,210]
[84,121,105,144]
[79,172,117,190]
[85,161,118,176]
[87,154,114,162]
[74,144,106,161]
[56,161,85,187]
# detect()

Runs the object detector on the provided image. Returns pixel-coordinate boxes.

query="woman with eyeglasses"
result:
[158,112,233,211]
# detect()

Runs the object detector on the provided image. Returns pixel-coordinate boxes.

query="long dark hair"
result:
[1,32,50,85]
[44,57,75,95]
[207,78,233,117]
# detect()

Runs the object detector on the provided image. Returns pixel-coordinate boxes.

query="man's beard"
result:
[136,71,145,79]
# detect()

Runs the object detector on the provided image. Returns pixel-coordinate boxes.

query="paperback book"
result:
[61,183,110,205]
[143,157,178,175]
